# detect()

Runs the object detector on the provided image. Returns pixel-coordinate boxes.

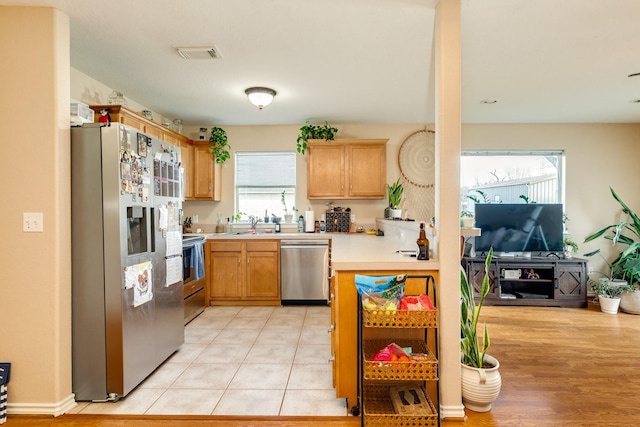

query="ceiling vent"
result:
[175,46,222,60]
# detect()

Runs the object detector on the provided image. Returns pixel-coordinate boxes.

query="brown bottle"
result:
[417,221,429,260]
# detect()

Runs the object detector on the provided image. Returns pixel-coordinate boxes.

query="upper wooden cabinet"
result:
[179,140,194,199]
[307,139,388,200]
[192,142,221,201]
[90,105,221,201]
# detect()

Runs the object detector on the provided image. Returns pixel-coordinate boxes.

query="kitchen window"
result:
[235,151,296,221]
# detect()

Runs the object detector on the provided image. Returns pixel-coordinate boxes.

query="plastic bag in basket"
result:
[355,274,407,312]
[400,294,435,311]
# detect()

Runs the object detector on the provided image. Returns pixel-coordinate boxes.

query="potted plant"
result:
[296,121,338,154]
[589,278,627,314]
[584,187,640,314]
[208,126,231,164]
[563,236,579,259]
[281,190,294,223]
[460,210,475,228]
[460,247,501,412]
[387,179,404,219]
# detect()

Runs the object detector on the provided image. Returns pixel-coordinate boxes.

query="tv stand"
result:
[462,256,587,308]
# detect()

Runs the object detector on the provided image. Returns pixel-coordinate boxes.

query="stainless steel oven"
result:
[182,236,206,324]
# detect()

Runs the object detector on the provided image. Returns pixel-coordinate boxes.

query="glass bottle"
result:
[417,221,429,260]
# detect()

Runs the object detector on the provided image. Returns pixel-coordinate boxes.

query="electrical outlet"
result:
[23,212,43,232]
[588,266,594,276]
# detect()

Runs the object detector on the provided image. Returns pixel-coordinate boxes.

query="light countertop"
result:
[330,234,439,271]
[202,231,439,271]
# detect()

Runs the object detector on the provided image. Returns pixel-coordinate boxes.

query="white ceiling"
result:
[5,0,640,125]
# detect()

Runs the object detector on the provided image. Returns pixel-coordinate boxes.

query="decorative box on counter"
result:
[326,212,350,232]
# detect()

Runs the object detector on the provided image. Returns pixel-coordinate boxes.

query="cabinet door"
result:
[180,141,194,199]
[193,144,214,199]
[119,114,146,133]
[245,250,280,300]
[307,144,345,199]
[556,263,587,304]
[209,251,243,300]
[467,262,499,300]
[347,144,386,198]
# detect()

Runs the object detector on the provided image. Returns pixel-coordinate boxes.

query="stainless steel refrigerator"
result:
[71,122,184,402]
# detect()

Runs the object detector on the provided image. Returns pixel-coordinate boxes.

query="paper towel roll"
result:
[305,210,315,233]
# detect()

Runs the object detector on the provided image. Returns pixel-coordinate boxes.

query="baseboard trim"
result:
[439,404,466,420]
[8,393,77,417]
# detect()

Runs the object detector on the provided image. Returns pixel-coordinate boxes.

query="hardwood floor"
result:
[7,302,640,426]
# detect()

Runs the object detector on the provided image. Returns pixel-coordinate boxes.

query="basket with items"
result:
[357,274,438,328]
[356,274,439,426]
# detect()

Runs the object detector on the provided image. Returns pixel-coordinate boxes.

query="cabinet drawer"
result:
[210,241,243,252]
[246,240,279,252]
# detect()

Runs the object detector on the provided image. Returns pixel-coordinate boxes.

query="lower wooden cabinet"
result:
[206,240,280,305]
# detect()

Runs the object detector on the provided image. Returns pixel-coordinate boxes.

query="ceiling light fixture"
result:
[245,87,277,109]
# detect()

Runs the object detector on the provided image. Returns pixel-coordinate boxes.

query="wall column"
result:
[434,0,465,420]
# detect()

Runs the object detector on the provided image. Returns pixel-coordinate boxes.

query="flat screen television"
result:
[474,203,564,255]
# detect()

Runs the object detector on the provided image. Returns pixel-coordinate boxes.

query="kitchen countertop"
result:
[203,232,331,240]
[331,234,439,271]
[201,231,439,271]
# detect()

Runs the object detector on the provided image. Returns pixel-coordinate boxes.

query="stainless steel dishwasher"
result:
[280,239,329,304]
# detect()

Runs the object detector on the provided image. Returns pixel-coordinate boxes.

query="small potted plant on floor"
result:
[460,247,501,412]
[590,278,627,314]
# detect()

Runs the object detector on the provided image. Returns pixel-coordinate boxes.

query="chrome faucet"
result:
[249,215,260,229]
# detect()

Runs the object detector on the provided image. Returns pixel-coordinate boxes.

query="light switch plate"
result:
[23,212,43,232]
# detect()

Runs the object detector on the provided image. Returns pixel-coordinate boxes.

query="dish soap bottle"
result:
[416,221,429,260]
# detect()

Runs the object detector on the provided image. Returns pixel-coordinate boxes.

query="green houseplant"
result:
[296,121,338,154]
[208,126,231,164]
[460,247,502,412]
[386,178,404,219]
[590,278,627,314]
[584,187,640,313]
[460,210,475,228]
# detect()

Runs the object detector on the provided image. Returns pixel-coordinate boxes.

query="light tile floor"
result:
[69,305,349,416]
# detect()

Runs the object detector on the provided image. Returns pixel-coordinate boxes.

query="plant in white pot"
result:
[584,187,640,314]
[460,247,501,412]
[589,278,627,314]
[281,190,294,223]
[460,210,475,228]
[387,179,404,219]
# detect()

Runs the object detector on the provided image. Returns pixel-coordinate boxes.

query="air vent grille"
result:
[175,46,222,60]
